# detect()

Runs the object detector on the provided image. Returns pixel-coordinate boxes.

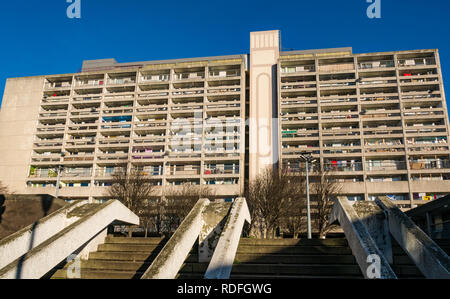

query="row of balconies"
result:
[281,159,450,173]
[44,68,242,90]
[280,56,436,75]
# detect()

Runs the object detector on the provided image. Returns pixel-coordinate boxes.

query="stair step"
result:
[233,254,356,264]
[104,236,166,245]
[179,262,209,273]
[176,273,363,279]
[88,251,198,263]
[97,243,198,253]
[238,238,348,247]
[68,260,151,272]
[230,263,362,276]
[97,243,165,253]
[51,268,143,279]
[178,262,362,276]
[236,245,353,255]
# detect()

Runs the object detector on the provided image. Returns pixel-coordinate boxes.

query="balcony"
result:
[44,79,72,90]
[207,87,240,95]
[358,60,394,69]
[282,82,317,90]
[95,168,127,177]
[398,58,436,67]
[360,96,399,103]
[324,162,363,172]
[174,72,205,81]
[318,62,354,73]
[33,140,64,148]
[72,96,102,102]
[410,160,450,170]
[107,76,136,86]
[169,165,201,176]
[140,73,170,83]
[280,64,315,74]
[61,168,93,177]
[42,97,70,104]
[366,161,407,171]
[209,69,240,78]
[63,155,95,162]
[68,125,98,132]
[39,112,67,118]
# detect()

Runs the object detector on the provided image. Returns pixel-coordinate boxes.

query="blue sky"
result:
[1,0,449,108]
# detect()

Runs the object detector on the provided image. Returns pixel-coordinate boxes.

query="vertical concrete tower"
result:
[249,30,281,180]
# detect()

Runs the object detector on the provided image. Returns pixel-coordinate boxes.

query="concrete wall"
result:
[0,77,43,194]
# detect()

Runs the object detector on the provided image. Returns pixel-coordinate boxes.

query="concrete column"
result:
[249,30,280,180]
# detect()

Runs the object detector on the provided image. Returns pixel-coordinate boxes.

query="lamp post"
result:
[299,153,316,239]
[55,152,65,198]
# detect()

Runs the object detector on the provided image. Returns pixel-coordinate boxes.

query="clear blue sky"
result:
[1,0,450,108]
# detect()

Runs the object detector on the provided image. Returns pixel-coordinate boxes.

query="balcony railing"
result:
[141,75,170,82]
[398,58,436,67]
[108,78,136,85]
[174,72,205,80]
[410,160,450,170]
[45,82,72,89]
[75,80,104,87]
[280,65,315,74]
[366,161,407,171]
[324,162,363,172]
[358,60,395,69]
[209,70,240,78]
[169,167,201,176]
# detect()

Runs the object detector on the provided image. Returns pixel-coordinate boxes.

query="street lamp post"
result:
[299,153,316,239]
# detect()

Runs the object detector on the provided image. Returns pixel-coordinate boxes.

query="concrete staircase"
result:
[178,235,428,279]
[178,235,361,279]
[50,234,448,279]
[51,236,167,279]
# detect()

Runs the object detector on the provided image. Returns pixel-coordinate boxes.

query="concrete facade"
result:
[0,55,247,201]
[1,30,450,208]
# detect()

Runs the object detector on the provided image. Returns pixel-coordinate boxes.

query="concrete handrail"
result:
[0,200,86,270]
[0,200,139,279]
[141,198,210,279]
[204,197,251,279]
[329,197,397,279]
[376,197,450,279]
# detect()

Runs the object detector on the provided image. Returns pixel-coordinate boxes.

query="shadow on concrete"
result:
[12,195,54,279]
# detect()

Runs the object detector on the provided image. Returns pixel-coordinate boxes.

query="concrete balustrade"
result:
[0,200,139,279]
[376,196,450,279]
[141,198,210,279]
[204,197,251,279]
[329,197,397,279]
[0,199,86,270]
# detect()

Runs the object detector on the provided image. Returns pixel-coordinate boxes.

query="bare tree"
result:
[164,184,214,232]
[310,169,342,239]
[138,197,163,237]
[281,196,307,239]
[246,167,305,239]
[106,168,156,236]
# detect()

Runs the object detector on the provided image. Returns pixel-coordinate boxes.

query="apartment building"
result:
[1,30,449,207]
[277,46,450,208]
[0,55,247,201]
